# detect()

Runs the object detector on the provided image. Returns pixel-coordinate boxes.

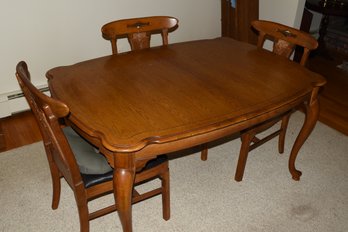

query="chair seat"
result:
[81,171,114,188]
[64,126,168,187]
[143,155,168,170]
[81,155,168,188]
[62,126,113,175]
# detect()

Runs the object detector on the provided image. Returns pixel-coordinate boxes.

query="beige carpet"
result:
[1,112,347,232]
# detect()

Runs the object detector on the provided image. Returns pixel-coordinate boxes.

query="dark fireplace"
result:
[325,15,348,55]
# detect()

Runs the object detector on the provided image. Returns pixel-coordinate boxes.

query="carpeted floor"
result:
[1,112,347,232]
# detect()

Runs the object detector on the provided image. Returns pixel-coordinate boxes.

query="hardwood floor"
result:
[1,50,347,152]
[0,111,41,152]
[307,50,348,136]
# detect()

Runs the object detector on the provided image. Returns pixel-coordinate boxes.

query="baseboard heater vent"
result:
[7,86,50,101]
[0,85,50,118]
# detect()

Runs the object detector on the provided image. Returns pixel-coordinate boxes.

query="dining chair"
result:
[101,16,178,54]
[15,61,170,232]
[201,20,318,181]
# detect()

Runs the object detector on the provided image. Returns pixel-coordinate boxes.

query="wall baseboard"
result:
[0,85,49,118]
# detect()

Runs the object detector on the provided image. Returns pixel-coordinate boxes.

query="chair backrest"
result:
[101,16,178,54]
[15,61,82,187]
[251,20,318,66]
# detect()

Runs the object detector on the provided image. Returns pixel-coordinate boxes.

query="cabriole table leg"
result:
[114,153,136,232]
[289,87,321,181]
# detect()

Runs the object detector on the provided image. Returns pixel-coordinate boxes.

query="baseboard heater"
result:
[0,85,50,118]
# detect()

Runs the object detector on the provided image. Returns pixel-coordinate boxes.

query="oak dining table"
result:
[46,37,326,232]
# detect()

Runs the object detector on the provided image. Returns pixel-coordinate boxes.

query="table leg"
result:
[289,88,320,181]
[113,154,135,232]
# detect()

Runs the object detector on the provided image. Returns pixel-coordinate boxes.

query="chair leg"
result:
[235,131,255,182]
[278,113,291,154]
[201,144,208,161]
[50,165,61,210]
[75,190,90,232]
[160,168,170,221]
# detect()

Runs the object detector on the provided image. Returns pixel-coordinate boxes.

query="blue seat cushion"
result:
[62,127,113,175]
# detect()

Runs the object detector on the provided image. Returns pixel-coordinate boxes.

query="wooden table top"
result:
[47,37,326,154]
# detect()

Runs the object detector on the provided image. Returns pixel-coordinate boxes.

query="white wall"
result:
[308,11,322,39]
[0,0,221,96]
[259,0,306,28]
[259,0,306,50]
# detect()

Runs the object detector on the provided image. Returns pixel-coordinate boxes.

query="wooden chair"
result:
[101,16,178,54]
[251,20,318,66]
[201,20,318,181]
[15,61,170,232]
